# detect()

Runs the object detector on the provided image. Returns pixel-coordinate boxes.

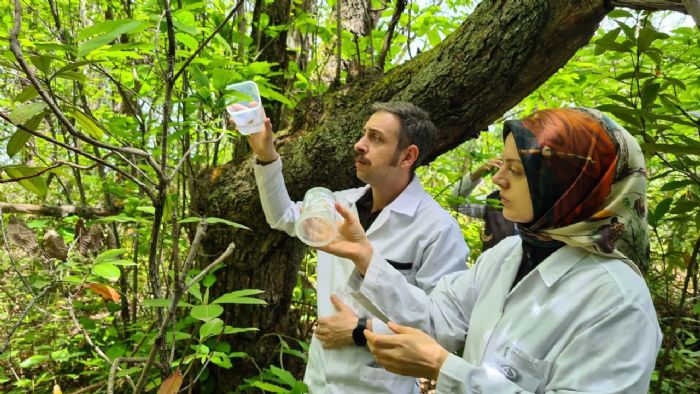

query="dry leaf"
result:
[7,216,39,256]
[157,370,183,394]
[88,283,121,302]
[52,384,63,394]
[43,229,68,260]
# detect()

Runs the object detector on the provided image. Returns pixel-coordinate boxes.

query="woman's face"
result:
[492,134,534,223]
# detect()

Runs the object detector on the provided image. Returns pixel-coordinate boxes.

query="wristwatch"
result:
[352,317,368,347]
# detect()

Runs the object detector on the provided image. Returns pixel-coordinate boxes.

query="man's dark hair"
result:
[371,102,436,171]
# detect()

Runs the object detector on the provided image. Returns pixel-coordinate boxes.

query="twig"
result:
[107,357,147,394]
[67,381,106,394]
[0,285,51,354]
[66,294,137,391]
[172,1,244,83]
[169,133,227,182]
[378,0,407,69]
[0,205,34,295]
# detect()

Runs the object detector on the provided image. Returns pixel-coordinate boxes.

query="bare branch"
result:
[378,0,407,69]
[0,202,119,218]
[172,0,245,83]
[0,286,50,354]
[0,205,34,295]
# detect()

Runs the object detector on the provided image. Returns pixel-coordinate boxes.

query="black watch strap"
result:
[352,317,368,347]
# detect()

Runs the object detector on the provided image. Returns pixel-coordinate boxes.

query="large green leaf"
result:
[92,263,121,281]
[142,299,193,308]
[640,143,700,156]
[9,102,47,124]
[15,85,38,102]
[190,304,224,322]
[213,289,265,305]
[7,115,42,158]
[66,109,105,139]
[199,318,224,341]
[78,19,147,57]
[641,83,660,109]
[251,381,287,393]
[2,165,48,198]
[95,248,128,264]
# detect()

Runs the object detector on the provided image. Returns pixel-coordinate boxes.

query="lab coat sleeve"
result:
[252,157,301,236]
[349,249,483,354]
[414,219,470,293]
[452,173,478,198]
[435,301,661,394]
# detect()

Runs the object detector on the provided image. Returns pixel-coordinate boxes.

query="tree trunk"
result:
[191,0,609,389]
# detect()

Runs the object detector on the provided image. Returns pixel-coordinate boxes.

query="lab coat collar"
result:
[346,176,423,218]
[535,244,588,287]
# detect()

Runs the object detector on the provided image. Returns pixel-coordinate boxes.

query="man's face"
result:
[353,111,404,185]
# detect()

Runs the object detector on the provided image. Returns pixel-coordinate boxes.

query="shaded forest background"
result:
[0,0,699,393]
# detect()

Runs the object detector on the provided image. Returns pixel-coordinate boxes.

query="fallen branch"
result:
[0,202,119,218]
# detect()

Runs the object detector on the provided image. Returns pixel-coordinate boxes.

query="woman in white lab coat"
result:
[320,107,662,393]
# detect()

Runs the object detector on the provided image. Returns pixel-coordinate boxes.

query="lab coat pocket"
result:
[491,342,551,393]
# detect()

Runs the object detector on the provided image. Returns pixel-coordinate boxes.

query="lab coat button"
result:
[500,364,520,382]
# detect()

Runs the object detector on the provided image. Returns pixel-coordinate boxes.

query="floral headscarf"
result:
[503,107,649,274]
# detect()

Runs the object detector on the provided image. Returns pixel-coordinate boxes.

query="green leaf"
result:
[205,217,250,230]
[213,289,266,305]
[165,331,192,342]
[670,200,700,215]
[66,109,104,139]
[190,304,224,322]
[9,102,47,124]
[78,19,147,57]
[176,32,199,51]
[95,248,128,264]
[638,26,668,52]
[594,38,630,54]
[649,198,672,227]
[595,104,641,128]
[640,143,700,156]
[270,365,297,386]
[19,355,50,368]
[15,85,38,102]
[55,71,86,83]
[251,381,287,393]
[199,318,224,341]
[52,60,97,76]
[660,179,695,191]
[177,216,203,224]
[7,115,42,158]
[693,300,700,316]
[136,206,155,215]
[608,10,634,19]
[30,55,52,74]
[641,83,660,109]
[143,299,193,308]
[223,326,258,335]
[2,165,48,198]
[210,351,233,368]
[92,263,121,281]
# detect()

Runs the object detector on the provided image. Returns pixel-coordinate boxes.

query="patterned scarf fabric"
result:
[503,108,649,274]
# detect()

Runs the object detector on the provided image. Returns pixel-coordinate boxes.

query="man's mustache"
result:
[354,152,371,165]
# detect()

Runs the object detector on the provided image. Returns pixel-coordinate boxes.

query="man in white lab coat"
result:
[247,102,469,393]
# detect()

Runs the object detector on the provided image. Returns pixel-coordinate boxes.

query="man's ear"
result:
[401,145,419,169]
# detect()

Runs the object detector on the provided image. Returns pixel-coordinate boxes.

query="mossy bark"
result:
[191,0,609,388]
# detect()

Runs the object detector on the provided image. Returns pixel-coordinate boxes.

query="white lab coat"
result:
[253,158,469,393]
[349,236,662,393]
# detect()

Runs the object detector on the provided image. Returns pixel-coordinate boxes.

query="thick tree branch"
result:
[0,202,119,218]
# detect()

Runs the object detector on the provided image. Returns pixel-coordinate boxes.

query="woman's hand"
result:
[318,202,373,275]
[365,322,449,381]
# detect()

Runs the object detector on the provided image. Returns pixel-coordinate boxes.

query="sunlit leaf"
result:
[95,248,128,264]
[199,318,224,340]
[213,289,265,305]
[78,19,147,57]
[92,263,121,281]
[2,165,48,198]
[251,381,287,393]
[7,115,41,158]
[9,102,47,124]
[66,109,104,139]
[190,304,224,322]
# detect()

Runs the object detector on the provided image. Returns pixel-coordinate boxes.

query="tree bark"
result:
[192,0,611,388]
